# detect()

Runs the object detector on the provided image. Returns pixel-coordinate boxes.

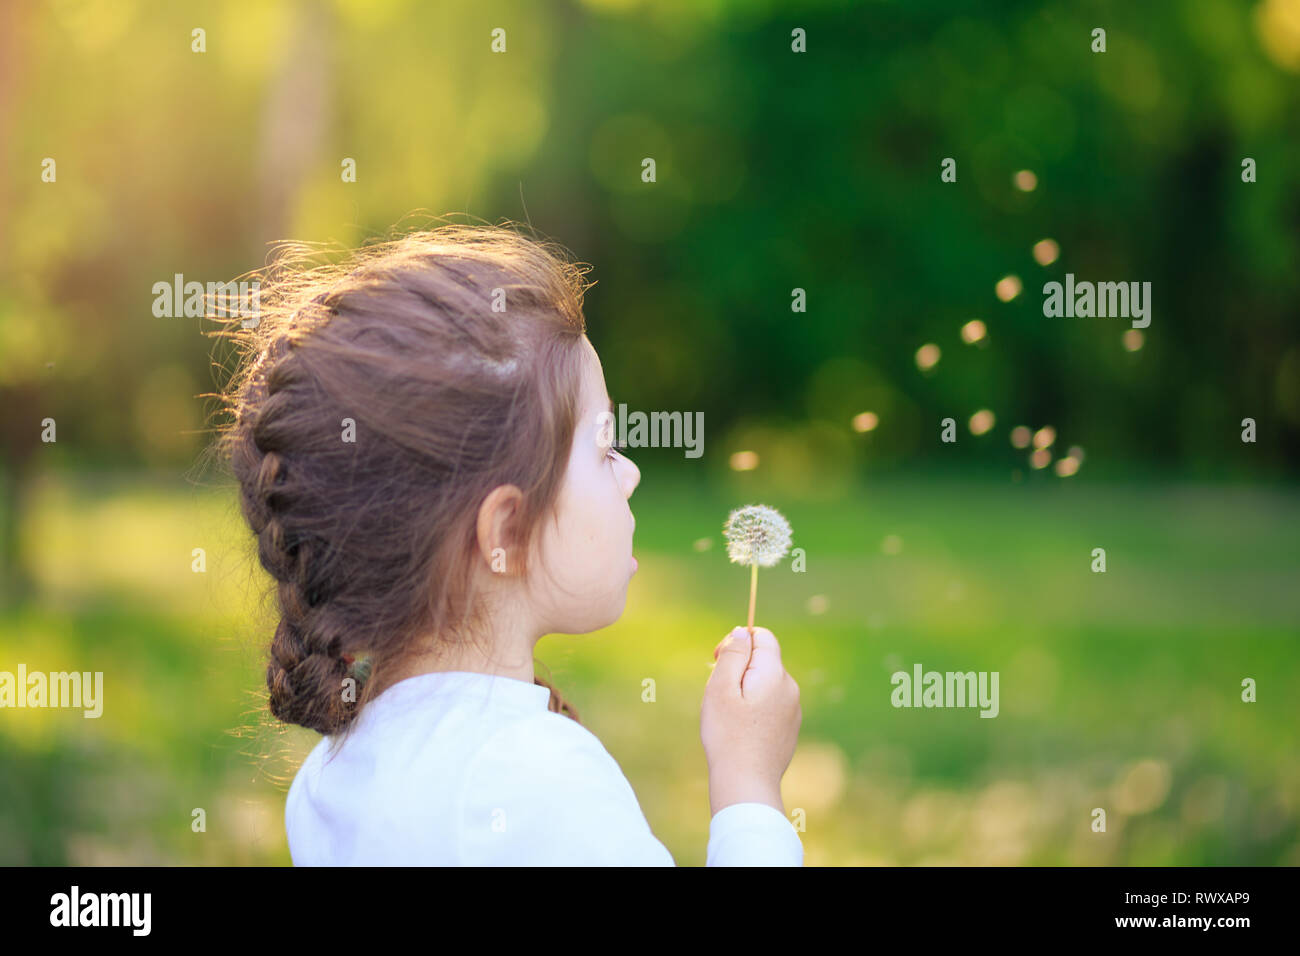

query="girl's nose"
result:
[622,455,641,497]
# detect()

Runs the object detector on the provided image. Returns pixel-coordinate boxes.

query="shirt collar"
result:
[374,669,554,714]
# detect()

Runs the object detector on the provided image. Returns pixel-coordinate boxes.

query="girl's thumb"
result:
[712,628,751,680]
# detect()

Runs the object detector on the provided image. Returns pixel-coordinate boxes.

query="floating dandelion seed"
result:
[1055,456,1080,477]
[1010,426,1032,449]
[1013,170,1038,191]
[995,275,1023,302]
[961,319,987,344]
[852,411,880,432]
[1123,329,1144,352]
[1033,239,1060,265]
[1030,448,1052,470]
[729,450,759,471]
[693,537,713,552]
[1032,426,1056,450]
[916,343,941,371]
[723,504,793,637]
[969,409,996,435]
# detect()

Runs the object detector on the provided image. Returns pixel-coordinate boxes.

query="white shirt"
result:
[285,670,803,866]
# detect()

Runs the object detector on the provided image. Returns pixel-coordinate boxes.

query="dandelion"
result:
[723,504,793,637]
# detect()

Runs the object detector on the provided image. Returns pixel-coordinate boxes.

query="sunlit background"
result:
[1,0,1298,865]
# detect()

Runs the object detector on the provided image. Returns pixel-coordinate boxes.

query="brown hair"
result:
[214,221,592,739]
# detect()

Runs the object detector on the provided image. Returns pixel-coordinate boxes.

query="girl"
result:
[219,223,803,865]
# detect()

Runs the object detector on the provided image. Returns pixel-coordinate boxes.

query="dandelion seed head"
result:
[723,504,793,567]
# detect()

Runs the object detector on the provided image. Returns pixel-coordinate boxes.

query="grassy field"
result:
[2,470,1297,865]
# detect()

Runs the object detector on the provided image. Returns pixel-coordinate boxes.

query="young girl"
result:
[219,223,803,865]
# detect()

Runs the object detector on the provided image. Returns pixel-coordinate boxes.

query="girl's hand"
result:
[700,626,802,817]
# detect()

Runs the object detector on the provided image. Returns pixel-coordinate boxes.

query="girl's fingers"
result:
[746,626,781,664]
[714,625,779,662]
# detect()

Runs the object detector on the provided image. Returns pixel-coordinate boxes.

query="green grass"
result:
[2,470,1297,865]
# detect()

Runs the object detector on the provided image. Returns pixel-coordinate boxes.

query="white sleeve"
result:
[458,712,677,866]
[706,803,804,866]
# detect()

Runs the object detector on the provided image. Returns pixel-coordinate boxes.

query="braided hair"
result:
[216,222,589,737]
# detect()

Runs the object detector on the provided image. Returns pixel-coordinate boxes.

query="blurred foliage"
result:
[0,0,1297,485]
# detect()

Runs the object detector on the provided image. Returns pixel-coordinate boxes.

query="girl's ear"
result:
[476,484,525,572]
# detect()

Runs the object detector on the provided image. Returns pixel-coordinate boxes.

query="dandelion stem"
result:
[747,561,758,636]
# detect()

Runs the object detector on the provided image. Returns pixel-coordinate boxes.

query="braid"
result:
[232,334,360,736]
[533,671,581,723]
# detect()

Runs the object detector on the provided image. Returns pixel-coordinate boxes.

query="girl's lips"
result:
[631,556,638,573]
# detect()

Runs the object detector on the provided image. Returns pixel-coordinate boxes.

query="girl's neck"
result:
[373,628,540,698]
